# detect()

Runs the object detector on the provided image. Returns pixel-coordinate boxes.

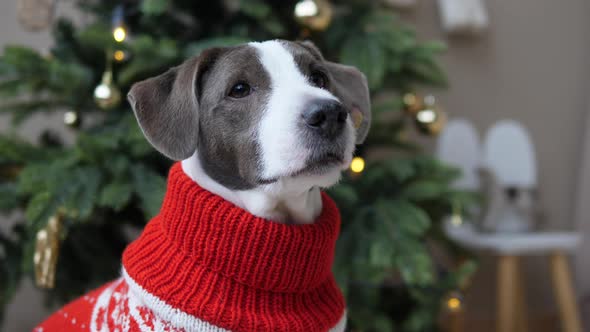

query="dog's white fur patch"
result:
[183,40,356,224]
[250,40,339,181]
[182,153,325,223]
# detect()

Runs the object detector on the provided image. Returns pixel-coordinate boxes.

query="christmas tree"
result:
[0,0,477,331]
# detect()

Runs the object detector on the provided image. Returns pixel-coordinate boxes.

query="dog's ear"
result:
[127,48,223,160]
[298,41,371,144]
[325,62,371,144]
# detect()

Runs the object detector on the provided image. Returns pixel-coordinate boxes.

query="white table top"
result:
[444,220,581,255]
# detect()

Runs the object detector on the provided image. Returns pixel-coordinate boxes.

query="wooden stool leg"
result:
[515,262,528,332]
[550,252,582,332]
[497,255,518,332]
[448,308,465,332]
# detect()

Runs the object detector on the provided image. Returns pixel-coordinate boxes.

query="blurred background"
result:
[0,0,588,331]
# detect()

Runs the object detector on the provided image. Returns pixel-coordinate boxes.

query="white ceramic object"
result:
[436,118,481,190]
[483,120,537,188]
[481,120,538,232]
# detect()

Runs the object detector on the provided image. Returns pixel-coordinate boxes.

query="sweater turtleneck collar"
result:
[122,163,345,331]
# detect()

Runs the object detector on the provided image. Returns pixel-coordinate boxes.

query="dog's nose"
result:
[303,100,347,139]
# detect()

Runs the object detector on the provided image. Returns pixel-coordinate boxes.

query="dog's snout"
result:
[302,100,347,139]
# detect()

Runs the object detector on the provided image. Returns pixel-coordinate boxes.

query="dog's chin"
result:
[257,152,351,195]
[292,153,345,177]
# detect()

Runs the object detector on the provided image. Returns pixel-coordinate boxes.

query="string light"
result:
[111,5,127,43]
[444,291,463,312]
[63,110,80,128]
[450,201,463,226]
[451,214,463,226]
[113,50,126,62]
[350,157,365,173]
[113,26,127,42]
[447,297,461,311]
[63,111,78,125]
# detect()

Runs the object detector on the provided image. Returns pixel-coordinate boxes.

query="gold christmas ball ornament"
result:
[34,211,64,289]
[294,0,333,31]
[94,70,122,110]
[402,92,424,115]
[413,95,447,136]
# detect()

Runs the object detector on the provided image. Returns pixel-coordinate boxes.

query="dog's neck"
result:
[181,153,323,224]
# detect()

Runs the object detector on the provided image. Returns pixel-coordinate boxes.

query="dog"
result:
[35,40,370,332]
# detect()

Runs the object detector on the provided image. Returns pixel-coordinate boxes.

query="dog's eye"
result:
[309,71,328,89]
[228,82,251,98]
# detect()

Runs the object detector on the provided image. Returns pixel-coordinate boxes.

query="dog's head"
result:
[128,40,370,193]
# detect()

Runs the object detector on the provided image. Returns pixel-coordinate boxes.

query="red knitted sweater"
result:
[35,163,346,332]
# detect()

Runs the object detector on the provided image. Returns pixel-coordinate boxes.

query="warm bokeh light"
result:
[295,0,318,18]
[94,84,111,99]
[403,93,417,107]
[350,157,365,173]
[113,27,127,42]
[447,296,462,311]
[113,50,125,61]
[63,111,78,125]
[450,214,463,226]
[416,109,436,123]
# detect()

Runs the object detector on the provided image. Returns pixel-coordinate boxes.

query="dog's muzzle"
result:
[302,99,348,140]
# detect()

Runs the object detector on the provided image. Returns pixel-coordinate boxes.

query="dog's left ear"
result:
[127,48,223,160]
[298,41,371,144]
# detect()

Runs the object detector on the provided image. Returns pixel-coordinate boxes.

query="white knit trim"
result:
[329,311,347,332]
[122,267,347,332]
[123,268,229,332]
[90,279,121,332]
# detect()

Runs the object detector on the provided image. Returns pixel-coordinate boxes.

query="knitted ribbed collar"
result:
[122,163,345,331]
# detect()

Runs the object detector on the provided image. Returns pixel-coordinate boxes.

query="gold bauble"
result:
[34,211,64,289]
[94,70,121,110]
[413,95,447,136]
[402,92,424,115]
[294,0,333,31]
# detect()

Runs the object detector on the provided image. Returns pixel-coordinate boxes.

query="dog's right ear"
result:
[127,48,223,160]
